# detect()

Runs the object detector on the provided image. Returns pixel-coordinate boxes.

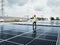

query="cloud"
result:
[46,0,60,17]
[0,0,60,18]
[31,0,36,2]
[7,0,28,6]
[7,0,17,6]
[51,7,60,15]
[18,0,28,6]
[47,0,60,7]
[4,0,51,18]
[34,7,44,11]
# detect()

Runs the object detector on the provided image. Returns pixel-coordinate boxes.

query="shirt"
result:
[33,17,36,22]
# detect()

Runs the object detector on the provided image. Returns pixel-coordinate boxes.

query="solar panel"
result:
[0,41,19,45]
[27,39,56,45]
[0,24,59,45]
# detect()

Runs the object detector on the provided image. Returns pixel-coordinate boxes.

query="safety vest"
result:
[33,17,36,22]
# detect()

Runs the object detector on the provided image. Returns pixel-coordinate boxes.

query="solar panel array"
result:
[0,24,59,45]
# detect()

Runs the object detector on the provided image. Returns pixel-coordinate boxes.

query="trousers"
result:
[33,22,36,30]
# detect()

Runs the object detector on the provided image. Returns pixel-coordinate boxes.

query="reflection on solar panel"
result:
[0,24,59,45]
[0,41,19,45]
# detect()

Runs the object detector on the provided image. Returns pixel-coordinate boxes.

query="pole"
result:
[1,0,4,39]
[1,0,4,16]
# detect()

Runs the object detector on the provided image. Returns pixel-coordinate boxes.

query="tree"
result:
[30,17,33,19]
[56,17,59,20]
[50,17,55,20]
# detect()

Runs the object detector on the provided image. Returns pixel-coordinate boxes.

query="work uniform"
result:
[33,16,37,30]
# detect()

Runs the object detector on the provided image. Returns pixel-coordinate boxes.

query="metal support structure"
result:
[1,0,4,16]
[0,0,4,39]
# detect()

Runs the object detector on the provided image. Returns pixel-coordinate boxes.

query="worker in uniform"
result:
[33,15,37,31]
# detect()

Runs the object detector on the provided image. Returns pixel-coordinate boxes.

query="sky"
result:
[0,0,60,18]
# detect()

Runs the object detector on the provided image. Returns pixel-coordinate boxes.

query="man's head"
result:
[34,15,36,17]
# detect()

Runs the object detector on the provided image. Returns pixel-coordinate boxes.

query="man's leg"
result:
[35,22,36,30]
[33,22,34,30]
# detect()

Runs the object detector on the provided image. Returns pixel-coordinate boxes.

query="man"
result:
[33,15,37,31]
